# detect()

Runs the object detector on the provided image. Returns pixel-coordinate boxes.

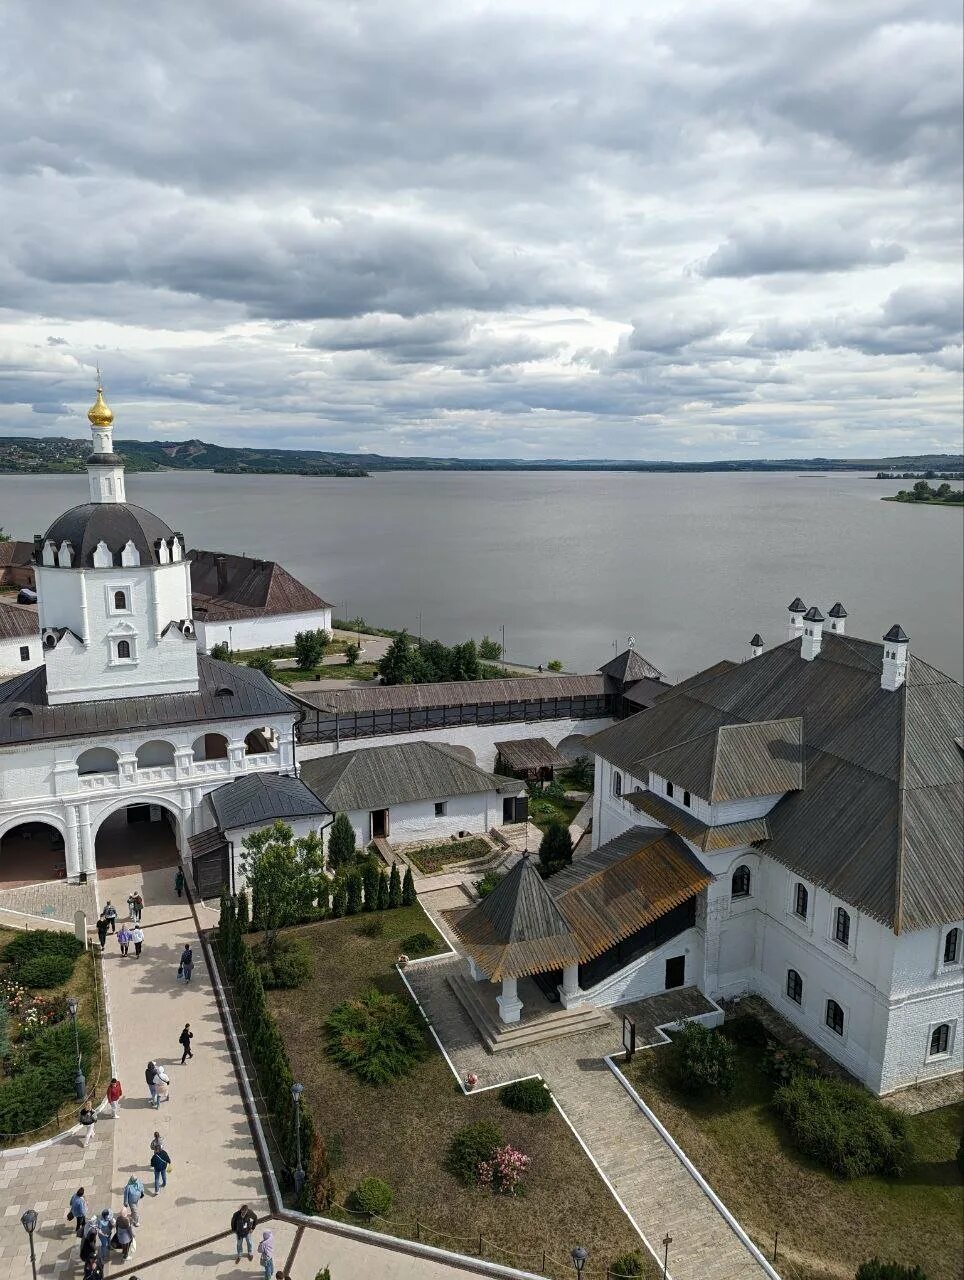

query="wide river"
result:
[1,470,961,681]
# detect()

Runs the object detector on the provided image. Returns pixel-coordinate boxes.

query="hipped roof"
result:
[494,737,568,772]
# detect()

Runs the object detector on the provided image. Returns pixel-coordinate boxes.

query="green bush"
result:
[610,1252,648,1278]
[762,1038,822,1086]
[772,1075,912,1178]
[345,872,363,916]
[388,863,402,908]
[499,1078,553,1114]
[855,1262,928,1280]
[400,931,437,957]
[446,1120,503,1185]
[401,866,416,906]
[359,917,384,939]
[325,989,427,1085]
[0,1018,96,1134]
[957,1130,964,1177]
[2,930,84,966]
[347,1175,394,1217]
[537,821,572,877]
[672,1022,736,1095]
[474,871,504,899]
[16,953,76,988]
[255,936,313,989]
[327,813,357,870]
[719,1016,769,1050]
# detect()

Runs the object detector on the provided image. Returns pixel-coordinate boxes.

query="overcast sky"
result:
[1,0,961,459]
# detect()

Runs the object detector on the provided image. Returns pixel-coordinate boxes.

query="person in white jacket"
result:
[150,1064,171,1108]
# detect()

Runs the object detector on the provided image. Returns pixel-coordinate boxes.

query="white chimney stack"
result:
[881,624,909,691]
[801,606,824,661]
[787,597,806,641]
[749,633,764,659]
[828,602,847,634]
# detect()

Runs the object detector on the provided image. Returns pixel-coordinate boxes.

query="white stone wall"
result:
[878,924,964,1092]
[225,815,332,892]
[327,790,504,849]
[194,607,333,654]
[0,634,39,675]
[582,927,705,1009]
[299,715,613,773]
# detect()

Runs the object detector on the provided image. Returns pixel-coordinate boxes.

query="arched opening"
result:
[77,747,119,776]
[445,744,477,765]
[93,801,181,879]
[244,729,272,755]
[0,819,67,889]
[113,589,128,610]
[557,734,588,762]
[135,740,176,769]
[192,733,229,762]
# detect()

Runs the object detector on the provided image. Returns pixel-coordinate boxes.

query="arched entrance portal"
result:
[93,801,182,882]
[0,819,67,889]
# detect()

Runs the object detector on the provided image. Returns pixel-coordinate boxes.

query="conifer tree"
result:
[327,814,357,871]
[388,863,402,909]
[377,869,390,910]
[331,882,347,918]
[363,862,380,911]
[236,888,250,932]
[401,866,416,906]
[345,871,363,915]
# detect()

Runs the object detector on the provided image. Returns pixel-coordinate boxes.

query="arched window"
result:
[834,907,851,947]
[77,747,119,775]
[825,999,844,1036]
[929,1024,951,1057]
[786,969,803,1004]
[113,589,127,610]
[794,883,809,918]
[135,740,176,769]
[682,790,691,808]
[731,865,751,898]
[612,770,622,798]
[666,781,674,798]
[117,639,131,659]
[944,928,960,965]
[43,633,57,649]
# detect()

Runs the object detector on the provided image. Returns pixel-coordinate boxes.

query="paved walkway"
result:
[406,956,770,1280]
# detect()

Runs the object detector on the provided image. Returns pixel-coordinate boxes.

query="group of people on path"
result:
[68,1186,137,1277]
[231,1205,277,1278]
[96,894,144,953]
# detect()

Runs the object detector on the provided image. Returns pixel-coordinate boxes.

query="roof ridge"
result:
[893,682,910,934]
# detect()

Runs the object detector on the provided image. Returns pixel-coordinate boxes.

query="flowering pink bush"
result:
[477,1142,530,1195]
[0,978,65,1043]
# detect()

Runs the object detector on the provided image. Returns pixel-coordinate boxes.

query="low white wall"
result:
[330,791,501,848]
[0,634,39,675]
[583,927,704,1009]
[196,607,333,653]
[299,716,613,773]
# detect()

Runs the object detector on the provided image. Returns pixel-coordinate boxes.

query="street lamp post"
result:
[228,624,233,655]
[20,1209,38,1280]
[66,997,85,1100]
[662,1233,673,1279]
[570,1245,588,1276]
[291,1082,305,1197]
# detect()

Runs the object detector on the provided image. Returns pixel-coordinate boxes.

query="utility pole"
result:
[500,623,505,661]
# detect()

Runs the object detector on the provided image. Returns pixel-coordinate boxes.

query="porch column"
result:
[77,802,96,876]
[466,956,485,982]
[496,975,523,1024]
[558,963,584,1009]
[64,808,82,882]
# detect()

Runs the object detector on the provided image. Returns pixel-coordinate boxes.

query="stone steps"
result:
[448,972,609,1052]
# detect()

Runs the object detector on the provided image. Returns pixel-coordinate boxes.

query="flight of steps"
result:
[448,971,609,1052]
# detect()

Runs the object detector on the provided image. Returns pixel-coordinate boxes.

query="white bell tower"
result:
[86,377,127,504]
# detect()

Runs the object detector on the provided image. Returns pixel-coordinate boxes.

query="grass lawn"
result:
[0,927,110,1148]
[626,1023,964,1280]
[528,789,582,833]
[276,661,380,684]
[264,906,648,1279]
[405,837,492,874]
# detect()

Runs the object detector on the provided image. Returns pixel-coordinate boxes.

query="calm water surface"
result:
[1,470,961,681]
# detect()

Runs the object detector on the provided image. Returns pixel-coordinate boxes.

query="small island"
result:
[883,479,964,506]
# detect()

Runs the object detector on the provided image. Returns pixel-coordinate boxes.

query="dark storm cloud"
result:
[0,0,960,458]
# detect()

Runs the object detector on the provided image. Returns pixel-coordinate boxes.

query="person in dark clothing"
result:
[174,868,185,898]
[102,902,117,933]
[179,944,194,982]
[231,1204,259,1262]
[96,917,108,948]
[178,1023,194,1064]
[79,1225,99,1265]
[150,1145,171,1194]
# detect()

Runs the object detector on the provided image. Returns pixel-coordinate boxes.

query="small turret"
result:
[801,606,824,661]
[881,624,909,692]
[86,375,126,504]
[749,633,764,659]
[787,597,806,641]
[828,602,847,634]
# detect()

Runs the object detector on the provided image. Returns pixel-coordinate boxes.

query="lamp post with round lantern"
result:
[20,1209,38,1280]
[291,1082,305,1196]
[66,997,85,1099]
[570,1245,588,1276]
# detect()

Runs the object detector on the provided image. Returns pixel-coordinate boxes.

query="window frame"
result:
[833,906,851,948]
[825,998,845,1037]
[731,864,751,899]
[612,770,622,798]
[793,882,809,919]
[434,801,447,818]
[666,780,674,798]
[106,582,134,617]
[19,645,30,662]
[682,789,691,808]
[928,1023,951,1059]
[786,968,803,1005]
[942,927,960,966]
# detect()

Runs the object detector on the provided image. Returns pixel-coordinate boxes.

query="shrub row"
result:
[2,931,84,989]
[0,1019,96,1135]
[239,860,415,934]
[773,1075,912,1178]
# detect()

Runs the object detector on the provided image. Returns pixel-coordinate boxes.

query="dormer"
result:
[92,540,113,568]
[120,539,141,567]
[57,540,74,568]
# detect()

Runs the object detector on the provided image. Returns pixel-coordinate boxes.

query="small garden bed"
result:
[0,927,108,1148]
[257,906,647,1278]
[405,837,492,874]
[527,785,582,833]
[625,1014,963,1279]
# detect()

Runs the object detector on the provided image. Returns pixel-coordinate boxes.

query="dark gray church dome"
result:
[39,503,180,569]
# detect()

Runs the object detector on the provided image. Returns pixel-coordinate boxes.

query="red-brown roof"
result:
[190,549,330,621]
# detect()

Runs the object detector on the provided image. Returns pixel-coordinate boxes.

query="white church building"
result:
[0,384,321,889]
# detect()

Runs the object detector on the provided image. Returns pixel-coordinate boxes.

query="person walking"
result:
[230,1204,258,1263]
[68,1187,88,1238]
[131,890,144,922]
[174,867,185,898]
[257,1229,275,1279]
[178,1023,194,1064]
[150,1143,171,1194]
[102,901,118,933]
[79,1224,99,1267]
[117,923,132,956]
[107,1077,122,1117]
[123,1175,144,1227]
[95,1208,115,1263]
[114,1206,136,1260]
[150,1062,170,1107]
[145,1061,158,1106]
[79,1103,98,1148]
[96,916,108,948]
[149,1130,165,1155]
[178,944,194,983]
[131,923,144,957]
[82,1250,104,1280]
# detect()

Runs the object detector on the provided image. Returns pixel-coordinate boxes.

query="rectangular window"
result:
[834,907,851,947]
[434,801,447,817]
[929,1024,950,1057]
[794,883,808,918]
[19,645,30,661]
[786,970,803,1004]
[825,999,844,1036]
[612,771,622,798]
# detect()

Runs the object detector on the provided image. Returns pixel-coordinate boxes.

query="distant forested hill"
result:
[0,436,961,477]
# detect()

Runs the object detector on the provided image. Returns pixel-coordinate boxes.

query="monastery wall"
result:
[0,635,39,675]
[195,606,333,654]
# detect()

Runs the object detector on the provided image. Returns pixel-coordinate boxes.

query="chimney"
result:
[215,554,227,595]
[828,602,847,634]
[787,597,806,640]
[749,633,764,659]
[800,606,824,661]
[881,624,909,691]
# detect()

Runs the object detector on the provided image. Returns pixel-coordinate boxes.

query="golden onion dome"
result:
[87,385,114,428]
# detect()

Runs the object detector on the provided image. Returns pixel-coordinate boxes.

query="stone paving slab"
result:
[0,877,97,927]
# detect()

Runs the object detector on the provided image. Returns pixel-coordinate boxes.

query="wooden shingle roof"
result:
[494,737,568,772]
[625,790,770,851]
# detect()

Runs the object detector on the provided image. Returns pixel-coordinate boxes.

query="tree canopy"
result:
[240,820,326,957]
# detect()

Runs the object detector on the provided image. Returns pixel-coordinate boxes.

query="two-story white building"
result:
[0,383,308,890]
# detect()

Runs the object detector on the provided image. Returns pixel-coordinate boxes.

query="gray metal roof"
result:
[639,718,804,803]
[622,678,672,709]
[294,673,605,715]
[0,601,38,641]
[588,632,964,932]
[599,647,664,684]
[493,737,568,771]
[39,503,180,568]
[0,653,299,747]
[299,740,523,812]
[207,772,331,831]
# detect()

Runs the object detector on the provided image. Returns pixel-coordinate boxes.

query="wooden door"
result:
[664,955,685,989]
